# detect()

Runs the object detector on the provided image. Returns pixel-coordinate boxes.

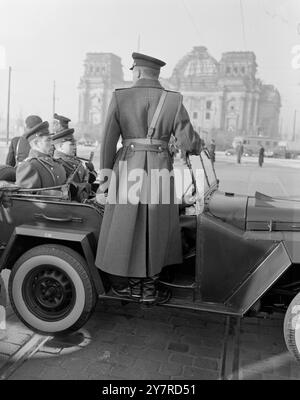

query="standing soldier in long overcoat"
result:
[96,52,201,305]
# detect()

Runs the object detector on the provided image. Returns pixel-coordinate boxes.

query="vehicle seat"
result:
[0,165,16,182]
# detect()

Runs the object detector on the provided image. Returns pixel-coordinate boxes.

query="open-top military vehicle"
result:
[1,150,300,361]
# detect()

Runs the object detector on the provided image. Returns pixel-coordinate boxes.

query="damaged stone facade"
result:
[78,47,281,147]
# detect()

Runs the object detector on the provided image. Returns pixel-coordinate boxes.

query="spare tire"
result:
[0,165,16,182]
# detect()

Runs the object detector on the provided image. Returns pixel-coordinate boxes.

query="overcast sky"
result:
[0,0,299,134]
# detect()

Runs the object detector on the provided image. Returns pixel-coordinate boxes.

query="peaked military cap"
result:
[130,52,166,70]
[24,120,50,142]
[52,128,75,144]
[52,113,75,143]
[53,113,71,129]
[52,113,74,143]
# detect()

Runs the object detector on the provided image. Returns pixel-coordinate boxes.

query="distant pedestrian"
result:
[236,143,244,164]
[258,146,265,167]
[209,139,216,163]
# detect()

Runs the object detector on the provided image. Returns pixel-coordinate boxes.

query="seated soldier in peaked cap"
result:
[52,113,97,184]
[53,113,70,131]
[15,118,66,189]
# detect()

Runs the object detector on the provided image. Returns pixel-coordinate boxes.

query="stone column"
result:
[238,95,245,131]
[252,93,259,131]
[220,92,226,131]
[213,94,223,130]
[78,90,83,123]
[78,87,88,124]
[245,92,253,134]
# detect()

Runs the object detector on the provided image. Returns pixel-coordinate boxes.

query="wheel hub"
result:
[23,266,75,321]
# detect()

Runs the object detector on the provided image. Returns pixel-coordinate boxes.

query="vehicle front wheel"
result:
[9,244,97,335]
[284,292,300,362]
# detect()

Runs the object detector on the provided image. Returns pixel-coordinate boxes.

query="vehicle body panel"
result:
[0,198,102,248]
[196,213,283,304]
[207,191,248,230]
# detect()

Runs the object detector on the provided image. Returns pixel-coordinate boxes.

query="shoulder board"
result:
[39,158,55,167]
[64,158,79,167]
[165,89,180,94]
[23,156,36,162]
[115,88,131,92]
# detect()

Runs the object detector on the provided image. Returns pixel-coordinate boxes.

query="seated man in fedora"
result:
[15,117,66,189]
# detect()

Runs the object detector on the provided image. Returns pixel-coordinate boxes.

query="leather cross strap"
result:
[15,137,21,163]
[147,90,168,139]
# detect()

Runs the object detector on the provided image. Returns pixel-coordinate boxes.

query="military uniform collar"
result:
[132,78,163,89]
[54,150,74,160]
[29,149,51,159]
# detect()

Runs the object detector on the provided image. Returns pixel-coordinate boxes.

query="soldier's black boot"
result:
[129,278,142,299]
[110,274,130,298]
[141,275,160,306]
[111,286,131,298]
[141,275,172,308]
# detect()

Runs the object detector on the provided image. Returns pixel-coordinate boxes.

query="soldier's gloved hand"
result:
[186,148,199,157]
[85,162,95,172]
[0,192,12,208]
[69,182,91,202]
[0,182,19,208]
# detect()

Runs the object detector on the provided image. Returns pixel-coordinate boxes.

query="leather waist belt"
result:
[122,138,169,152]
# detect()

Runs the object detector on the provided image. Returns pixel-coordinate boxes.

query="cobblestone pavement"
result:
[0,300,299,380]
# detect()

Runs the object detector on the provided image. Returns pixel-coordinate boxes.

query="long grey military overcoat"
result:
[95,78,200,278]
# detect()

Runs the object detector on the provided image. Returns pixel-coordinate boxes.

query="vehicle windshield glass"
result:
[185,150,218,196]
[76,142,100,170]
[199,149,218,191]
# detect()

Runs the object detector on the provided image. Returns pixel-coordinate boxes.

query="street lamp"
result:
[6,66,12,145]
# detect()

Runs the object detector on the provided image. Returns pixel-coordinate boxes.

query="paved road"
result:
[0,153,300,380]
[214,153,300,198]
[0,302,299,380]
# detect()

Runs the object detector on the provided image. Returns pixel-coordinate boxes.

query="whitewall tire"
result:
[9,244,96,335]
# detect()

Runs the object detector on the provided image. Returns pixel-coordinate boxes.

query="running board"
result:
[158,297,241,316]
[159,280,196,290]
[98,292,241,316]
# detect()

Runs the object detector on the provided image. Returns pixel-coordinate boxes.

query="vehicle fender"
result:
[0,224,105,295]
[245,231,300,264]
[282,232,300,263]
[196,214,292,315]
[224,241,291,314]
